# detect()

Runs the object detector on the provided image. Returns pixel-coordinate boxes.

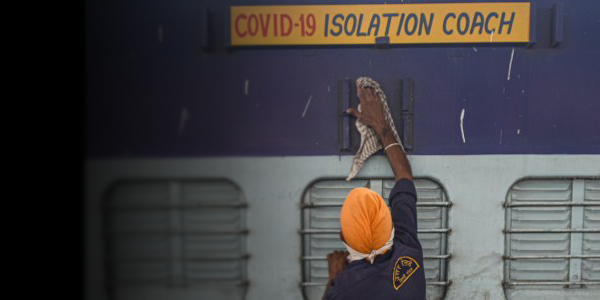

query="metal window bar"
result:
[503,201,600,207]
[300,228,451,234]
[106,254,251,262]
[107,202,249,210]
[504,228,600,233]
[108,229,250,235]
[503,281,600,286]
[106,279,250,287]
[302,201,453,208]
[504,178,600,289]
[301,254,452,261]
[104,180,249,293]
[504,255,600,260]
[300,281,452,287]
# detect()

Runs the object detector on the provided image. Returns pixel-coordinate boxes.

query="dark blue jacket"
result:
[325,179,426,300]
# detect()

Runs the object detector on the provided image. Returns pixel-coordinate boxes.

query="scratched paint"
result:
[507,48,515,81]
[244,80,249,95]
[302,95,313,118]
[460,108,466,143]
[179,107,189,133]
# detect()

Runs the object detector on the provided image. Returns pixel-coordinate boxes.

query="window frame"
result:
[102,178,250,297]
[503,176,600,289]
[299,176,452,299]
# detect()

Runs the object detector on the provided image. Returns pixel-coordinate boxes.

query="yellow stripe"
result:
[230,3,530,46]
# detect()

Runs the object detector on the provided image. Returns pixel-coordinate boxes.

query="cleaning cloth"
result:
[346,77,404,181]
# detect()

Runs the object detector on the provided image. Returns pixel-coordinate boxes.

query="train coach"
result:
[85,0,600,299]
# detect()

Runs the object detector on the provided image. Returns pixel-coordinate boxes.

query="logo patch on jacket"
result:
[392,256,420,290]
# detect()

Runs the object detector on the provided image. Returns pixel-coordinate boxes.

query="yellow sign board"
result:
[230,2,530,46]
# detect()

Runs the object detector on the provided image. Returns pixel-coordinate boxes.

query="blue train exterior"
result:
[85,1,600,300]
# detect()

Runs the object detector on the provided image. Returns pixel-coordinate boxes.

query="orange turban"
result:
[340,187,393,254]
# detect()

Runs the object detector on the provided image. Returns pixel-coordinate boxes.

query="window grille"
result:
[104,180,248,299]
[300,178,451,300]
[503,178,600,289]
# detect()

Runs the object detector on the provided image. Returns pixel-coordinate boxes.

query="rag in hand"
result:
[346,77,404,181]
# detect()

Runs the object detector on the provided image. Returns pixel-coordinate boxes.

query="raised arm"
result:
[347,85,420,249]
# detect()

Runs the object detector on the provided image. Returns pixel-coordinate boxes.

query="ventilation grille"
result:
[301,178,451,300]
[105,180,248,296]
[504,178,600,288]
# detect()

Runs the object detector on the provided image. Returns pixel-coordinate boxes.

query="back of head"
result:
[340,187,392,254]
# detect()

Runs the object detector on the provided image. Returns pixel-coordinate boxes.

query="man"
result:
[322,84,425,300]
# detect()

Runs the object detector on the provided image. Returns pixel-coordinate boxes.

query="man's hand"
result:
[346,79,413,181]
[346,85,391,137]
[327,250,349,279]
[322,250,349,300]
